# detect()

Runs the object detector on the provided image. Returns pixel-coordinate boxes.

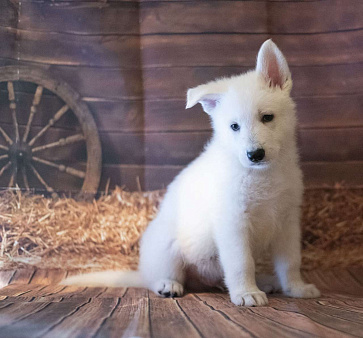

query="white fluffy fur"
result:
[63,40,320,306]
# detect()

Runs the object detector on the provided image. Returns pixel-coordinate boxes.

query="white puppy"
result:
[63,40,320,306]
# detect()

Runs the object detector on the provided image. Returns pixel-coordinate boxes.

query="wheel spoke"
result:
[0,154,9,161]
[32,156,86,179]
[0,162,12,177]
[31,134,84,153]
[0,126,13,145]
[8,170,15,188]
[23,85,44,143]
[0,144,9,151]
[7,82,20,142]
[28,104,69,146]
[29,164,54,193]
[22,167,30,190]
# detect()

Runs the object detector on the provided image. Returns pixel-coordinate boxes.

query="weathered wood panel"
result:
[4,157,362,193]
[0,31,17,61]
[140,0,363,34]
[99,161,363,192]
[74,128,363,166]
[0,59,143,100]
[1,158,362,197]
[142,64,363,100]
[44,298,119,337]
[0,28,141,68]
[142,95,363,132]
[0,268,362,338]
[0,0,18,28]
[1,59,361,101]
[141,31,363,67]
[194,293,307,337]
[17,2,139,35]
[95,288,151,338]
[0,91,144,132]
[1,123,361,166]
[0,0,361,191]
[148,292,201,338]
[2,93,362,134]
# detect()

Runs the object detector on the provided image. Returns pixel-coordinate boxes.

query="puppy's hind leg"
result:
[139,221,185,298]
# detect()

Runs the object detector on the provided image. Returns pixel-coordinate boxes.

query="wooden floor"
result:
[0,268,362,338]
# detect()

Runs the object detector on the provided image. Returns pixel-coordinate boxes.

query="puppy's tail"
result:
[61,270,144,288]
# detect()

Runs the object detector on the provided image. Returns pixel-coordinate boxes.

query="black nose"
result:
[247,148,265,162]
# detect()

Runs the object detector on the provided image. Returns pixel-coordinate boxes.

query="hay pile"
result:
[0,186,362,272]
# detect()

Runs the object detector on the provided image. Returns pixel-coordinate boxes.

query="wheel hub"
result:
[8,142,32,169]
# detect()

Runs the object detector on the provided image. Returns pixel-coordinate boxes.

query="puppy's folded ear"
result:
[256,39,292,91]
[186,85,222,115]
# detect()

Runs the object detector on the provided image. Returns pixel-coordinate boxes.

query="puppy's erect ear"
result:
[186,84,223,115]
[256,39,292,90]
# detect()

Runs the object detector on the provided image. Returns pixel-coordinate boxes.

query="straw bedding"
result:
[0,186,362,272]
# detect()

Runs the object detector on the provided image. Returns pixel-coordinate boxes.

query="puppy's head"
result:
[186,39,296,169]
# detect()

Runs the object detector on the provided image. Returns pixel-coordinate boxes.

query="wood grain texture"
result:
[142,64,363,100]
[30,270,67,285]
[142,95,363,132]
[0,298,91,337]
[0,58,144,100]
[0,0,18,29]
[2,93,362,134]
[0,91,144,133]
[0,271,15,288]
[99,161,363,192]
[10,269,36,284]
[0,27,141,68]
[141,30,363,67]
[17,2,139,35]
[175,294,249,337]
[1,58,361,100]
[1,128,361,191]
[0,269,362,338]
[94,128,363,165]
[271,297,363,336]
[196,293,316,338]
[95,288,151,338]
[140,0,363,34]
[0,0,362,190]
[43,297,119,337]
[148,292,202,338]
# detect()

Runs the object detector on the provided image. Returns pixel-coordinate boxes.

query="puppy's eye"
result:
[262,114,274,123]
[230,123,240,131]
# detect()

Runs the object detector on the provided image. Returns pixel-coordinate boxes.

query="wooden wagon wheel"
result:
[0,66,102,196]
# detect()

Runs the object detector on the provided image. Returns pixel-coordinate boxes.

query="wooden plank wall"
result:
[0,0,362,191]
[138,0,363,190]
[0,0,144,191]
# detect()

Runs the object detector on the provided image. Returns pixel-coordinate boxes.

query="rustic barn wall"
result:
[0,0,144,191]
[0,0,362,192]
[139,0,363,190]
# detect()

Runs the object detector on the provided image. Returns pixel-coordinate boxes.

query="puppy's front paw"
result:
[231,290,268,307]
[154,279,184,298]
[285,283,320,298]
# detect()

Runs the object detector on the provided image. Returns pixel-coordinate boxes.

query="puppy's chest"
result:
[238,178,287,232]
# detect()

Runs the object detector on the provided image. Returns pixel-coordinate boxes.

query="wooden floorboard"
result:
[0,269,361,337]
